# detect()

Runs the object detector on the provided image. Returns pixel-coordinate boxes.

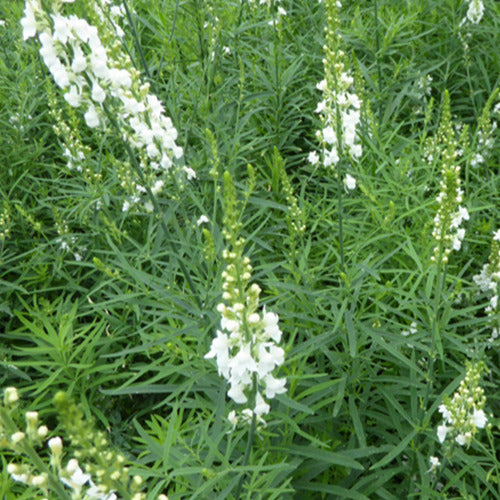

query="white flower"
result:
[197,215,209,226]
[472,408,487,428]
[323,126,337,145]
[452,228,466,251]
[228,410,239,429]
[254,392,270,416]
[344,174,356,190]
[50,62,70,88]
[455,433,466,446]
[52,14,72,44]
[493,229,500,241]
[350,143,362,158]
[205,330,230,378]
[324,147,339,167]
[21,0,38,40]
[39,33,59,67]
[184,166,196,179]
[437,424,449,443]
[11,432,25,444]
[90,46,109,78]
[429,456,441,471]
[262,308,282,342]
[228,382,247,404]
[264,374,286,398]
[60,462,91,492]
[108,68,132,88]
[86,481,117,500]
[315,100,326,114]
[229,345,257,384]
[438,404,452,423]
[316,79,327,92]
[84,104,100,128]
[151,180,164,195]
[308,151,320,165]
[71,45,87,73]
[64,85,82,107]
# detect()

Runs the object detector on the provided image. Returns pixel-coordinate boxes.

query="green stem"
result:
[233,377,257,499]
[169,0,180,42]
[121,0,156,93]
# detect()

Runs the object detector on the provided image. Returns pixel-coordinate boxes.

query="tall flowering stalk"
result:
[21,0,194,213]
[473,229,500,343]
[428,362,490,492]
[436,362,488,449]
[205,171,286,427]
[1,389,161,499]
[308,0,362,179]
[308,0,362,272]
[430,92,469,267]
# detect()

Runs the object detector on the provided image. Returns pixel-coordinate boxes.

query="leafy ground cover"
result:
[0,0,499,498]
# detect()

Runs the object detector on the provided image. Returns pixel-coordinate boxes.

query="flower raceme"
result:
[309,0,361,189]
[436,362,488,448]
[21,0,193,213]
[473,229,500,342]
[430,92,469,265]
[205,172,286,426]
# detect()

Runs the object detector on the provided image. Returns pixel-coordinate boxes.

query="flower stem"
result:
[233,376,257,499]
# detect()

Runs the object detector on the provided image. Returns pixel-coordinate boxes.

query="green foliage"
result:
[1,0,499,498]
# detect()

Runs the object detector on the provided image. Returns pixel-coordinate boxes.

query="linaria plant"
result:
[461,0,485,26]
[473,229,500,342]
[205,170,287,428]
[21,0,193,213]
[427,361,493,494]
[309,0,362,272]
[1,389,161,499]
[430,92,469,267]
[466,91,499,176]
[436,362,489,450]
[309,0,362,178]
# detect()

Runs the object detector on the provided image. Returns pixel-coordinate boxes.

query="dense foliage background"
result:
[0,0,499,498]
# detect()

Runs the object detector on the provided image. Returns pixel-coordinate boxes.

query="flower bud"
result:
[11,431,26,445]
[48,436,63,457]
[4,387,19,405]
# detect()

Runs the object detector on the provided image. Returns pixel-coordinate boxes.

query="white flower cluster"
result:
[431,158,469,265]
[470,107,498,169]
[473,229,500,342]
[436,362,488,448]
[312,73,362,168]
[433,201,469,252]
[309,0,361,190]
[464,0,485,25]
[2,388,162,500]
[9,455,117,500]
[21,0,193,213]
[205,290,287,426]
[247,0,287,22]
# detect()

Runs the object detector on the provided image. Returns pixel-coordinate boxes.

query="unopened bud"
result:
[11,432,25,445]
[4,387,19,405]
[48,437,63,457]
